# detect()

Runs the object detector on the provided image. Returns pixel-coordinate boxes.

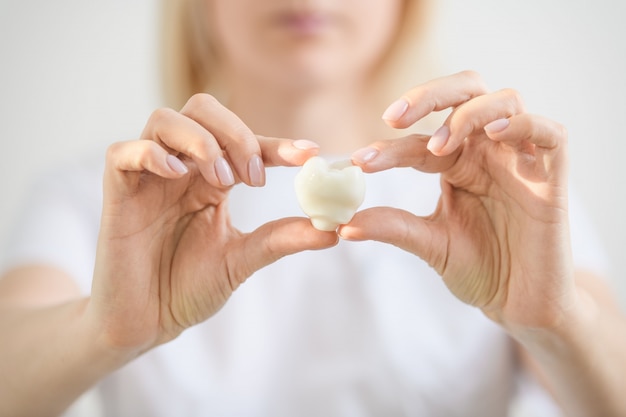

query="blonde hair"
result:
[160,0,437,112]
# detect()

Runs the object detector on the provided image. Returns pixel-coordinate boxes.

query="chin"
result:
[263,54,361,93]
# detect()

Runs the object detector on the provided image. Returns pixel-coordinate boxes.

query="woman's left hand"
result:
[342,71,576,332]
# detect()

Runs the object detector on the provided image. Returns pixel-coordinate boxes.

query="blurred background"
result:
[1,0,625,313]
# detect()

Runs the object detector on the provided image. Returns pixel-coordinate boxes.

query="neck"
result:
[224,76,387,155]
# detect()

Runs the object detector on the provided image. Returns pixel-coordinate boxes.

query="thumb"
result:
[339,207,446,272]
[234,217,338,279]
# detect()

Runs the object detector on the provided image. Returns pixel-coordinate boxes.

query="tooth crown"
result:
[294,156,366,231]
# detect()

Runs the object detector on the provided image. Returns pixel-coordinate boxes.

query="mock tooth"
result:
[294,156,366,231]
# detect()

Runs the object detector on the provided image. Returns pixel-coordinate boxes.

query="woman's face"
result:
[207,0,404,92]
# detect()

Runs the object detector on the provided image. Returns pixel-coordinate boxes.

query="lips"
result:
[294,156,366,231]
[272,10,334,36]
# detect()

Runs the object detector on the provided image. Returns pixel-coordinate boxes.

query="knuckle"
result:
[106,140,160,169]
[186,92,219,110]
[460,69,489,94]
[105,141,139,171]
[500,88,525,110]
[105,141,125,162]
[448,107,471,131]
[404,134,430,166]
[460,69,483,85]
[194,137,215,158]
[148,107,177,125]
[460,69,481,81]
[138,141,159,160]
[405,133,429,148]
[555,122,568,144]
[519,116,537,140]
[232,124,257,145]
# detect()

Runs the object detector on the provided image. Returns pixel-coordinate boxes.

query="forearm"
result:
[0,298,131,417]
[513,285,626,417]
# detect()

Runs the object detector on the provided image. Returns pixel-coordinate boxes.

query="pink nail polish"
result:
[293,139,320,150]
[427,125,450,154]
[352,147,379,164]
[382,99,409,122]
[248,154,265,187]
[166,154,188,175]
[215,157,235,186]
[484,118,510,134]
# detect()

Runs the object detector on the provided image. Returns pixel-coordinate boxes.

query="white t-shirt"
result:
[0,154,609,417]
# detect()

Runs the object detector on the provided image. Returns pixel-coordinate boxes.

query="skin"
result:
[1,1,625,416]
[210,0,404,153]
[345,74,574,329]
[208,0,403,93]
[342,72,626,416]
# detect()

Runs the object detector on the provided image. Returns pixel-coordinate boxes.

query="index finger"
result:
[383,70,489,129]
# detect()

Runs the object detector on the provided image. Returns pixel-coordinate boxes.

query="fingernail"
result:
[382,98,409,122]
[166,154,188,175]
[215,157,235,186]
[293,139,320,150]
[351,147,379,164]
[484,118,510,134]
[427,125,450,154]
[248,154,265,187]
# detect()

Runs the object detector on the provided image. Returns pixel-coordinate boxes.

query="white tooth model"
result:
[294,156,366,231]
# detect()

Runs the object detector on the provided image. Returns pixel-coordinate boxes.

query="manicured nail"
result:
[382,98,409,122]
[293,139,320,150]
[166,154,188,175]
[484,118,510,134]
[248,154,265,187]
[215,157,235,186]
[427,125,450,154]
[351,147,379,164]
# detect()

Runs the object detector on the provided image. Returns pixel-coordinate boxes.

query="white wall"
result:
[1,0,625,307]
[0,0,161,252]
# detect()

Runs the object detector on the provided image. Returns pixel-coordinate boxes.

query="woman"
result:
[0,0,624,416]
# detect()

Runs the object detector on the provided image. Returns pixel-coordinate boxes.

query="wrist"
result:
[505,286,597,355]
[503,280,626,417]
[80,297,147,371]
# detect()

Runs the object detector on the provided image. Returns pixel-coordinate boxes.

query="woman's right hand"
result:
[88,94,337,356]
